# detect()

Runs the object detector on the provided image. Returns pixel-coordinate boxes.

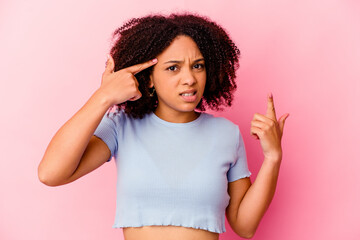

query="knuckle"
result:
[130,81,138,88]
[130,87,139,94]
[126,71,134,77]
[269,120,275,127]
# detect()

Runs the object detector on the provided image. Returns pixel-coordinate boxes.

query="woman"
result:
[38,13,289,240]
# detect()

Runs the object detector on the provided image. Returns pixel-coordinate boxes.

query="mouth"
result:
[179,90,198,102]
[180,91,197,97]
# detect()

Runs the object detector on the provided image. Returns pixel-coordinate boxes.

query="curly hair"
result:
[107,12,240,118]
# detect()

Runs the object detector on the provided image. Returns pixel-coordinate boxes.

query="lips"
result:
[179,89,197,96]
[179,89,197,102]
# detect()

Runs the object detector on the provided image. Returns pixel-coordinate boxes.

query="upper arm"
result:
[62,135,111,185]
[226,177,252,230]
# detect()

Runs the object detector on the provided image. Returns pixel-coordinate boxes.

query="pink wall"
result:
[1,0,359,239]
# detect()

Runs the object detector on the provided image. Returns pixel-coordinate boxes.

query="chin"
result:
[179,104,200,112]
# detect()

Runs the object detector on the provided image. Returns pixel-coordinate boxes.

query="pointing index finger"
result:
[126,58,158,75]
[266,92,277,120]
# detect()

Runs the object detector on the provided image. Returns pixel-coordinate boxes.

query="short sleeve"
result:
[227,126,252,182]
[94,112,118,162]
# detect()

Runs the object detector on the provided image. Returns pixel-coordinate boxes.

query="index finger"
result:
[126,58,158,75]
[266,92,277,120]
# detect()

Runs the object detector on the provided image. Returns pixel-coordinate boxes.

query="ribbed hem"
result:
[112,221,225,234]
[112,210,226,233]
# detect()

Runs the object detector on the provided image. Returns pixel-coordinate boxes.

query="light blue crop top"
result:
[93,110,251,233]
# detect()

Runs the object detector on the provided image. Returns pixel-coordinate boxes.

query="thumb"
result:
[278,113,289,134]
[104,54,115,75]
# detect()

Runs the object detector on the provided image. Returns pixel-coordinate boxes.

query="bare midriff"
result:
[123,225,220,240]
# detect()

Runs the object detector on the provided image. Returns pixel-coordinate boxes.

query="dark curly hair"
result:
[107,12,240,118]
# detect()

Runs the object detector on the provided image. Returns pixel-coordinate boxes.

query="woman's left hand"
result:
[250,93,289,161]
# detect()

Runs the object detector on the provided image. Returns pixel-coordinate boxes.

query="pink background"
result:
[1,0,359,239]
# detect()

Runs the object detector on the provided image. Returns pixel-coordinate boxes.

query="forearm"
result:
[236,157,281,236]
[38,90,112,184]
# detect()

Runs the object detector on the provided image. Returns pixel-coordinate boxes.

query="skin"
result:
[149,35,207,123]
[38,34,289,240]
[226,94,289,238]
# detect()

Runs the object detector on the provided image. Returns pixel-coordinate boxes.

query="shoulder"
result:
[103,109,153,133]
[103,109,133,125]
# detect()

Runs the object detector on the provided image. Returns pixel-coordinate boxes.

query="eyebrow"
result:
[164,58,205,64]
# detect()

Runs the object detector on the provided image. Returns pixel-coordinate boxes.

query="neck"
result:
[154,109,200,123]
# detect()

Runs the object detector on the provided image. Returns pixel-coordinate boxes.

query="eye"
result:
[167,65,178,71]
[193,63,205,69]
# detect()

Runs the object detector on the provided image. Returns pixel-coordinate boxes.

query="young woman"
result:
[38,13,289,240]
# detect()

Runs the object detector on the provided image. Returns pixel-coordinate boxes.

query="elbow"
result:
[38,164,62,187]
[234,224,256,239]
[38,175,55,187]
[236,230,255,239]
[241,232,255,239]
[38,170,56,186]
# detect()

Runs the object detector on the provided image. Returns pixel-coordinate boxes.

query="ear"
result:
[149,73,154,88]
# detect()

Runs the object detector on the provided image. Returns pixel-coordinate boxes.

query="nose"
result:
[181,67,197,86]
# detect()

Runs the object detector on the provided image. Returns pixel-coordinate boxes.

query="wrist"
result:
[264,154,282,164]
[262,158,282,173]
[92,89,113,109]
[264,148,282,162]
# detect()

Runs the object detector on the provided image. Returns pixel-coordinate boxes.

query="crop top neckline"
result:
[149,111,206,127]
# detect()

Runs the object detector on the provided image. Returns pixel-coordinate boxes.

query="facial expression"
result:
[150,35,206,121]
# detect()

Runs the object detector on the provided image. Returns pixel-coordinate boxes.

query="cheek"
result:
[153,74,176,93]
[150,70,164,87]
[200,73,207,88]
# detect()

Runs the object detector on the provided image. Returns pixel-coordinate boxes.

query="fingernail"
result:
[152,58,158,63]
[268,92,273,99]
[107,54,110,60]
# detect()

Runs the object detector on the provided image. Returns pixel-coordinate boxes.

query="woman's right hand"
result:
[99,54,158,106]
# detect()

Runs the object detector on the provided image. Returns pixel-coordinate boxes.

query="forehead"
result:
[157,35,203,60]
